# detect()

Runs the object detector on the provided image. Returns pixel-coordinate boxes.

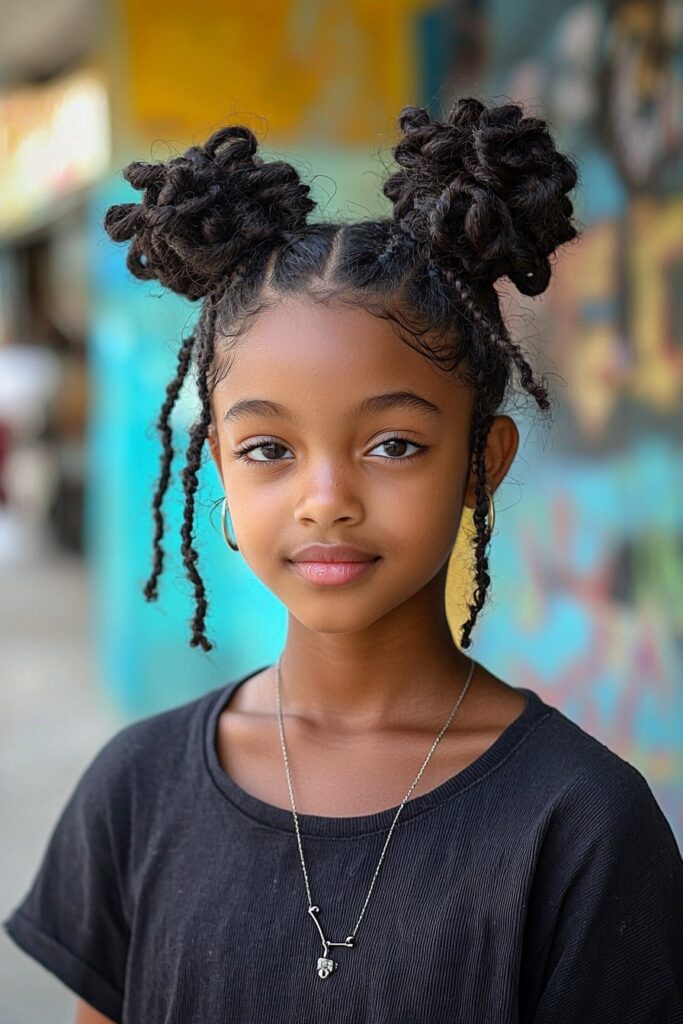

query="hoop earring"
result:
[221,497,239,551]
[484,484,495,538]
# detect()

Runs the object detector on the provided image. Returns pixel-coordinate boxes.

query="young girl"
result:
[4,97,682,1024]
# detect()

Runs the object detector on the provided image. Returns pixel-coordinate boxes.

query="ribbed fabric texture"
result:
[4,665,683,1023]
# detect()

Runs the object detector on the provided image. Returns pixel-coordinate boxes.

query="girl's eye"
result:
[232,435,429,466]
[233,440,294,463]
[369,436,429,462]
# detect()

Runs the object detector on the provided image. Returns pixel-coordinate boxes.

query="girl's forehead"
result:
[236,297,405,358]
[216,296,463,400]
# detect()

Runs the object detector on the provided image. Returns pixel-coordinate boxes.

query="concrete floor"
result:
[0,517,122,1024]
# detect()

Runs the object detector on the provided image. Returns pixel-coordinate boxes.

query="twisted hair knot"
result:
[103,125,316,301]
[383,97,579,296]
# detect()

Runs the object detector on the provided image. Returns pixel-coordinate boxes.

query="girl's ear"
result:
[463,414,519,509]
[207,423,224,485]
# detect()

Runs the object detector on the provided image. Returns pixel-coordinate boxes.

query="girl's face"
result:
[207,295,516,636]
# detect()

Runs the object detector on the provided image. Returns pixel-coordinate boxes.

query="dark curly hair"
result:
[103,96,581,652]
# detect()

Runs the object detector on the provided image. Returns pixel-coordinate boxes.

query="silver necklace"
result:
[274,654,476,980]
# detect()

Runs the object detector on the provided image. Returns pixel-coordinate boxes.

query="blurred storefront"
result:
[0,68,109,558]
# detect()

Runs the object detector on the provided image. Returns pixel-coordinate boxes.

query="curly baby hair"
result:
[103,96,581,653]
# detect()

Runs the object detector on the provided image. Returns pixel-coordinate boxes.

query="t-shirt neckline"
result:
[203,664,553,838]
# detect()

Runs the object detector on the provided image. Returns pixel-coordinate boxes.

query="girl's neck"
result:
[269,598,475,734]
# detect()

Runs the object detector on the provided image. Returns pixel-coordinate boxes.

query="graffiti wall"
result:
[434,0,683,841]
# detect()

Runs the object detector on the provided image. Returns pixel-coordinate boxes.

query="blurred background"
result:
[1,1,682,1019]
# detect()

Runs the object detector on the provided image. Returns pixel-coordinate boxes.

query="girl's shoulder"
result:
[72,682,223,791]
[93,674,244,776]
[515,689,680,869]
[517,686,652,791]
[41,675,244,848]
[513,694,683,1023]
[2,675,244,1012]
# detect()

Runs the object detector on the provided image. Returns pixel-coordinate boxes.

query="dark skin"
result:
[205,294,525,818]
[73,296,521,1023]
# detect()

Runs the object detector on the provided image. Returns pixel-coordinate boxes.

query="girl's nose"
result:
[293,459,364,527]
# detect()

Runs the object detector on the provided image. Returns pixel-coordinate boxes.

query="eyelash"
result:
[232,435,430,467]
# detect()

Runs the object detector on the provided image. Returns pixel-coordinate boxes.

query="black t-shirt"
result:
[4,666,683,1023]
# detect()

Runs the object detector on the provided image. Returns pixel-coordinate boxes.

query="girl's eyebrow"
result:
[222,390,442,426]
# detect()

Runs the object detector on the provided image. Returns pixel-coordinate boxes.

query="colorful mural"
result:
[433,0,683,840]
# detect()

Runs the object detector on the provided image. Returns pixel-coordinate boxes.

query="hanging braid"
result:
[103,96,580,651]
[429,262,557,646]
[179,299,218,650]
[460,399,495,649]
[440,267,553,647]
[143,329,196,601]
[446,271,552,412]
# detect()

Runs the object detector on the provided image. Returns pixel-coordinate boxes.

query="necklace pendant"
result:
[317,955,336,979]
[308,905,356,978]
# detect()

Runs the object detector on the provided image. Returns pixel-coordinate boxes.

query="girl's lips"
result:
[288,557,381,586]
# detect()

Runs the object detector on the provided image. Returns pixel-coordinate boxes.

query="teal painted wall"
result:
[85,148,389,719]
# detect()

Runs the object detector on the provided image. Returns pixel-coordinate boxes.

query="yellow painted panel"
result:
[445,508,477,649]
[123,0,430,143]
[629,196,683,412]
